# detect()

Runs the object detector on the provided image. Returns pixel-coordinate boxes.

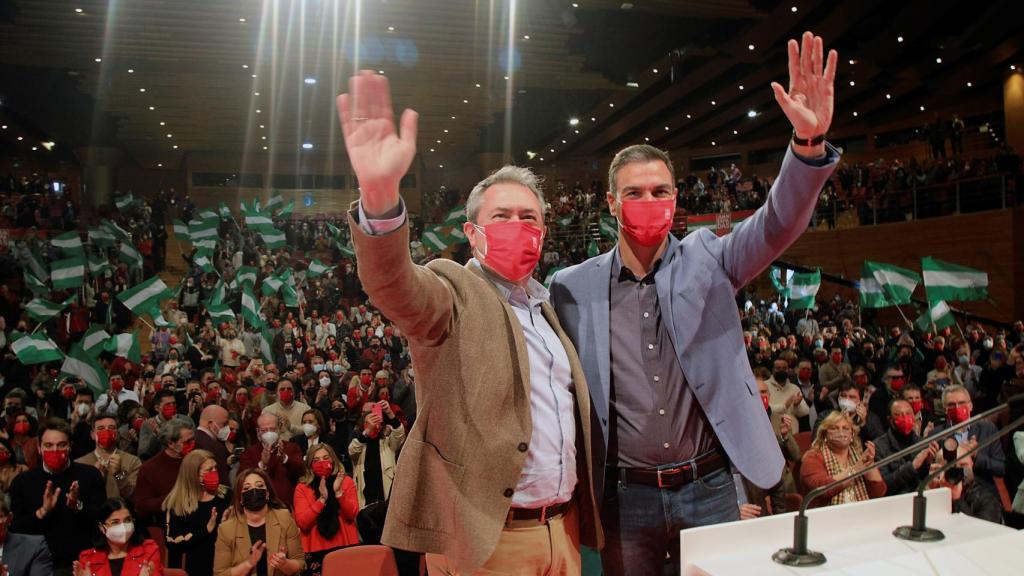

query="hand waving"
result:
[336,71,419,217]
[770,31,838,140]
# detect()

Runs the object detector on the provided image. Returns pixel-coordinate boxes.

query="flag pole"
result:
[893,303,913,328]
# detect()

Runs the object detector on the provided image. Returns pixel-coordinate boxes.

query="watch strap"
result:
[792,131,826,146]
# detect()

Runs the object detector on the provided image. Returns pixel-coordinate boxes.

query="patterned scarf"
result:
[820,443,871,506]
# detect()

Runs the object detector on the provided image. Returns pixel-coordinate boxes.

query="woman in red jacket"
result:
[74,497,164,576]
[293,444,359,573]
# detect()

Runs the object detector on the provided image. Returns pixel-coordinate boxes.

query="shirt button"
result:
[648,343,654,350]
[517,442,528,452]
[663,442,670,449]
[659,409,666,415]
[643,312,650,318]
[503,488,514,498]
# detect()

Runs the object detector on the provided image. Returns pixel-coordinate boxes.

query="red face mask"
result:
[947,405,970,424]
[62,386,76,399]
[42,448,69,471]
[935,358,947,370]
[360,374,372,386]
[161,403,177,420]
[312,460,334,478]
[618,198,675,247]
[854,374,868,387]
[761,395,770,411]
[892,414,915,435]
[831,352,843,364]
[890,378,906,392]
[797,368,812,381]
[13,422,30,435]
[474,221,544,282]
[909,400,924,414]
[278,389,295,404]
[179,438,196,456]
[96,429,118,450]
[111,379,124,392]
[201,469,220,493]
[235,393,248,406]
[227,430,237,442]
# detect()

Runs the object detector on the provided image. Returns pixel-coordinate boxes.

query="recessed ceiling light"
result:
[738,85,744,90]
[569,118,580,126]
[128,68,134,73]
[149,106,155,110]
[849,81,855,86]
[852,111,858,117]
[252,74,257,78]
[139,88,146,92]
[75,8,83,13]
[539,157,544,161]
[747,110,757,118]
[239,17,246,22]
[166,134,172,138]
[920,105,926,111]
[574,129,580,134]
[160,121,165,126]
[304,77,316,84]
[302,142,314,149]
[95,57,102,63]
[387,26,395,32]
[897,36,904,43]
[242,64,248,69]
[885,93,891,99]
[572,2,579,7]
[935,57,942,64]
[652,68,659,74]
[378,70,384,74]
[748,44,755,51]
[523,35,530,40]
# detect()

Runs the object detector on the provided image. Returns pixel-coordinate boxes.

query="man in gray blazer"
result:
[0,501,54,576]
[550,31,841,576]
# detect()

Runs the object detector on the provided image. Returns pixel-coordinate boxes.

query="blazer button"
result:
[517,442,528,452]
[504,488,514,498]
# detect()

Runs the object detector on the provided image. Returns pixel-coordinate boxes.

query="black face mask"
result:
[242,488,268,511]
[773,371,789,385]
[330,408,346,420]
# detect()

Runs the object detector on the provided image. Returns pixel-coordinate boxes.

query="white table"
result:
[680,489,1023,575]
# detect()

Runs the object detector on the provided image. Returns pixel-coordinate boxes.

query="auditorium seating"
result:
[323,544,400,575]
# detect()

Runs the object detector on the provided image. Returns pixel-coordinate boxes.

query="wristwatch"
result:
[792,131,826,146]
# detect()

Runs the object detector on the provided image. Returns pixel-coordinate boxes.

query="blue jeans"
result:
[600,467,740,576]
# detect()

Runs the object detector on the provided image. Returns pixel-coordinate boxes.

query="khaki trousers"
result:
[426,503,581,576]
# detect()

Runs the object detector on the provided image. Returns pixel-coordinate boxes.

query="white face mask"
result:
[260,431,279,446]
[104,521,134,544]
[76,403,91,417]
[837,398,858,413]
[319,377,331,388]
[217,424,231,442]
[302,423,318,437]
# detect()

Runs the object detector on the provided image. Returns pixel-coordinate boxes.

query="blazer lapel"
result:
[587,252,614,432]
[265,510,281,568]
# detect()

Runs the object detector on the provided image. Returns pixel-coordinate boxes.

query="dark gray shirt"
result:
[608,249,716,468]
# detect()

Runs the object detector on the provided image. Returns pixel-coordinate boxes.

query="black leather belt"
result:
[506,500,571,525]
[611,451,728,490]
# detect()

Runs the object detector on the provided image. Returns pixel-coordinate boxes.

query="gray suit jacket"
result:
[550,144,839,495]
[3,532,54,576]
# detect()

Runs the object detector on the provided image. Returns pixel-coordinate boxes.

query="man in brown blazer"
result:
[74,414,141,500]
[335,71,602,574]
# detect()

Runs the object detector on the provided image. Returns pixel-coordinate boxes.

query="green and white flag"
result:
[81,325,111,357]
[24,270,50,296]
[307,259,333,278]
[150,306,176,328]
[921,257,988,303]
[114,193,134,210]
[218,202,233,221]
[12,334,64,365]
[51,231,85,257]
[449,227,467,243]
[243,207,276,233]
[206,303,236,322]
[859,276,891,309]
[261,274,283,296]
[259,229,286,249]
[422,227,451,252]
[788,269,821,310]
[338,242,355,258]
[237,266,258,288]
[207,279,226,307]
[241,286,263,327]
[189,219,219,249]
[443,204,467,224]
[118,242,144,271]
[88,251,112,275]
[277,200,294,218]
[599,216,618,239]
[259,327,275,363]
[915,300,956,333]
[50,256,87,289]
[556,216,573,228]
[265,192,285,212]
[60,344,108,394]
[101,219,132,242]
[863,260,920,306]
[117,277,172,314]
[25,297,68,322]
[198,209,220,223]
[192,250,216,274]
[172,219,190,241]
[544,266,566,288]
[88,228,116,248]
[104,332,141,364]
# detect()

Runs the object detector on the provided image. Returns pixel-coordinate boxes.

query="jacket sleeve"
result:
[799,449,846,502]
[348,208,454,347]
[718,144,839,290]
[119,455,141,500]
[292,483,323,532]
[284,443,306,482]
[29,537,55,576]
[213,521,236,576]
[145,540,166,576]
[282,513,306,571]
[134,468,165,520]
[339,476,360,522]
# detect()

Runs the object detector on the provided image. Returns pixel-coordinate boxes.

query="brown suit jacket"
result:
[76,450,142,500]
[213,507,305,576]
[349,210,603,573]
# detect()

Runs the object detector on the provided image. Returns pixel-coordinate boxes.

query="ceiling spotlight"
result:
[157,163,163,167]
[0,125,5,129]
[139,88,146,92]
[439,164,444,168]
[711,140,717,146]
[569,118,580,126]
[128,68,134,73]
[853,111,859,117]
[644,137,650,142]
[935,57,942,64]
[733,129,738,134]
[256,109,261,114]
[897,36,904,43]
[1011,65,1017,71]
[849,59,856,65]
[261,136,267,140]
[450,115,457,120]
[242,64,248,69]
[254,92,260,96]
[747,110,757,118]
[75,8,83,13]
[17,136,23,141]
[166,133,173,138]
[172,145,178,149]
[885,93,891,99]
[791,6,797,12]
[966,81,972,87]
[263,146,268,150]
[302,142,314,149]
[561,139,566,143]
[503,75,509,80]
[94,57,102,63]
[849,80,855,86]
[748,44,755,51]
[920,105,926,111]
[738,85,744,90]
[159,121,165,126]
[686,113,692,119]
[710,100,716,105]
[429,148,435,152]
[239,17,246,22]
[590,117,595,121]
[572,2,579,7]
[652,68,659,74]
[550,148,555,153]
[664,126,669,131]
[539,157,544,161]
[523,35,530,40]
[252,74,257,78]
[149,106,155,110]
[31,146,38,151]
[259,124,265,129]
[436,139,442,144]
[463,99,469,104]
[386,25,395,32]
[475,83,481,88]
[304,77,316,84]
[609,103,614,108]
[574,129,579,134]
[443,129,449,133]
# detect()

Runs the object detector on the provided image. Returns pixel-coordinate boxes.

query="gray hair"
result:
[158,417,195,447]
[466,165,545,224]
[608,144,675,197]
[941,384,970,406]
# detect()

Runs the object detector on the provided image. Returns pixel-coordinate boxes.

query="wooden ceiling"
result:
[0,0,1020,171]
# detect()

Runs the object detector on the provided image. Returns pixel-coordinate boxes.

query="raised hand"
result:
[139,561,155,576]
[207,506,218,533]
[39,480,61,518]
[336,71,419,218]
[333,470,345,495]
[66,480,81,510]
[268,546,289,570]
[861,441,876,465]
[318,478,330,501]
[770,31,838,142]
[247,540,267,570]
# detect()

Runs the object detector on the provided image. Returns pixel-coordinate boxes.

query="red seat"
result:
[147,526,167,565]
[794,431,813,454]
[165,570,188,576]
[785,492,804,513]
[323,544,399,576]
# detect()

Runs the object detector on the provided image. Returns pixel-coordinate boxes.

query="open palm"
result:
[336,71,418,216]
[771,31,838,139]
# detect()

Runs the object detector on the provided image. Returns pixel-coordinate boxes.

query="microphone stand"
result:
[772,397,1021,567]
[893,412,1024,541]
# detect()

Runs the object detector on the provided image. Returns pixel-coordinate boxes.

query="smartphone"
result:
[371,403,383,420]
[233,446,245,456]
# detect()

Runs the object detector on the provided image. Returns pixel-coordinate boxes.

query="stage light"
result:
[256,109,261,114]
[42,141,55,150]
[166,134,172,138]
[609,103,614,107]
[738,85,744,90]
[139,88,146,92]
[897,36,904,43]
[387,26,395,32]
[920,105,926,111]
[254,92,260,96]
[885,94,891,99]
[463,99,469,104]
[644,137,650,142]
[590,117,596,121]
[439,164,444,168]
[302,143,313,149]
[160,122,165,126]
[747,110,757,118]
[523,35,530,40]
[849,81,855,86]
[561,139,566,143]
[569,118,579,126]
[304,77,316,84]
[733,129,739,134]
[75,8,83,13]
[443,129,449,133]
[173,145,178,149]
[711,141,717,146]
[686,114,692,119]
[429,148,435,152]
[239,18,246,23]
[158,163,163,167]
[935,57,942,64]
[711,100,716,105]
[853,111,858,117]
[436,139,442,143]
[791,6,798,12]
[128,69,134,73]
[149,106,155,110]
[653,68,659,74]
[242,64,248,69]
[748,44,755,51]
[95,58,102,63]
[966,81,972,87]
[664,126,669,131]
[475,83,481,88]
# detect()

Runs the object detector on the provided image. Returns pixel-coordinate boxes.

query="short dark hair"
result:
[38,418,72,442]
[838,382,862,399]
[76,388,95,402]
[153,389,176,405]
[93,498,146,549]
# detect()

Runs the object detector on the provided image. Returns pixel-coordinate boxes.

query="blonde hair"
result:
[299,443,346,484]
[812,410,863,453]
[162,449,226,516]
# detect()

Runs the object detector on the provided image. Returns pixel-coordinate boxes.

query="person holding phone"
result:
[348,400,405,510]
